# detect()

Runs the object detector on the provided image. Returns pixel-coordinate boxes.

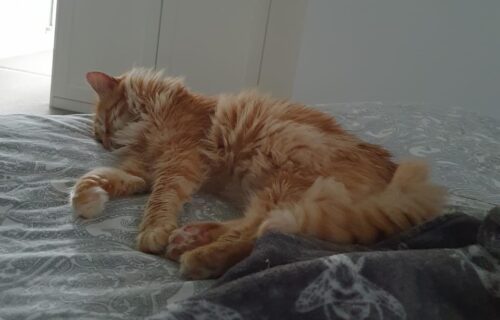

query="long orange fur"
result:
[71,69,447,279]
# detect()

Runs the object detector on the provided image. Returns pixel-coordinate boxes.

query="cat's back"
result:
[205,90,396,196]
[208,91,357,172]
[214,90,341,133]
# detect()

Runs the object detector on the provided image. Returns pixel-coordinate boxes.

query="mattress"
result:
[0,103,498,319]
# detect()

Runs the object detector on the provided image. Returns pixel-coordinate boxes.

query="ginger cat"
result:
[71,69,446,279]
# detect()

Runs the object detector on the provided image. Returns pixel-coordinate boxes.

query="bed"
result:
[1,103,499,319]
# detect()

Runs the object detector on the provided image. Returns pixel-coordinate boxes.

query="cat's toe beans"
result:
[166,227,201,261]
[71,186,109,219]
[165,232,186,261]
[165,223,220,261]
[165,246,182,261]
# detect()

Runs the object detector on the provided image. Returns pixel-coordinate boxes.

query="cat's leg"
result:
[177,217,259,279]
[71,166,148,219]
[176,183,297,279]
[136,150,206,254]
[165,216,253,261]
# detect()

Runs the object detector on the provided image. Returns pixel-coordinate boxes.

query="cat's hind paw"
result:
[165,222,226,261]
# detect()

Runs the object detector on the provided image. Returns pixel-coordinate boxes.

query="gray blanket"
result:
[151,208,500,320]
[1,103,499,319]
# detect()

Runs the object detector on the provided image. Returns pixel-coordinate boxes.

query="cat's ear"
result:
[86,71,118,96]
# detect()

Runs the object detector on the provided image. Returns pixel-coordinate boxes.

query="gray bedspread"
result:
[1,103,499,319]
[155,208,500,320]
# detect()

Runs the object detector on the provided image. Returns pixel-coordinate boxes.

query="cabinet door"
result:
[51,0,162,112]
[156,0,270,95]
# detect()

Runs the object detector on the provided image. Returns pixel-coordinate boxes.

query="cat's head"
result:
[86,69,189,150]
[86,71,131,150]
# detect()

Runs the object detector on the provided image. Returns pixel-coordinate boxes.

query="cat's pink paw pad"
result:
[165,223,221,261]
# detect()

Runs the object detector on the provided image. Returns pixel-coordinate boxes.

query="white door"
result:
[51,0,162,112]
[156,0,270,95]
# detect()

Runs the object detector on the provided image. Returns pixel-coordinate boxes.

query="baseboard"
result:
[50,96,93,113]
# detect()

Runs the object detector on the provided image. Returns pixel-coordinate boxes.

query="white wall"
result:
[292,0,500,119]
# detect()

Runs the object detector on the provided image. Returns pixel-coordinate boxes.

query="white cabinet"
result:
[157,0,269,95]
[51,0,162,112]
[50,0,306,113]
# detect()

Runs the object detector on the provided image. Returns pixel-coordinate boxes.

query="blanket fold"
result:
[155,208,500,320]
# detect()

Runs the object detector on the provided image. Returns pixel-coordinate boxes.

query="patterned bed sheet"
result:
[0,103,498,319]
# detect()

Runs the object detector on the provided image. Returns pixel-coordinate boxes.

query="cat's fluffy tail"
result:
[258,161,447,244]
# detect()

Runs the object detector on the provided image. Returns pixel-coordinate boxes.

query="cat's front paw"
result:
[137,224,177,254]
[71,184,109,219]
